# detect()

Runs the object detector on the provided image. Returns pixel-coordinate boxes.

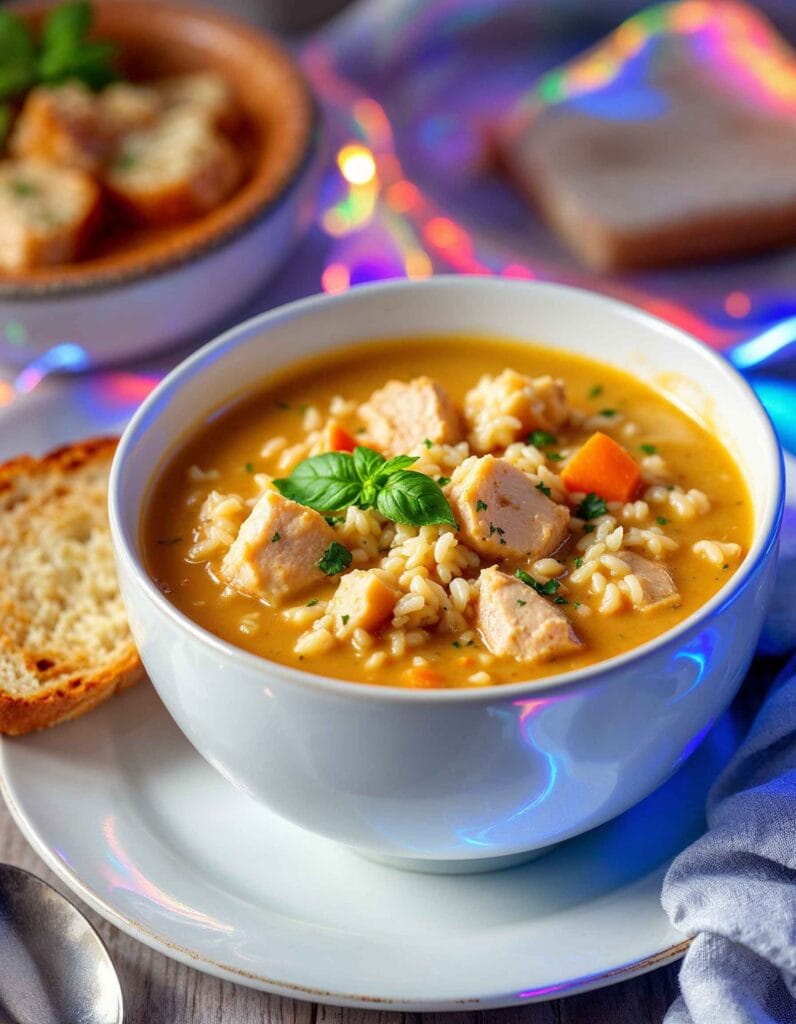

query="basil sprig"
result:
[274,446,456,528]
[37,2,117,89]
[0,2,117,142]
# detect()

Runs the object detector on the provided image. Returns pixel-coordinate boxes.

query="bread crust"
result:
[0,437,144,736]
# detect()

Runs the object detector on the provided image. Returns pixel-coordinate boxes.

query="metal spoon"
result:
[0,862,123,1024]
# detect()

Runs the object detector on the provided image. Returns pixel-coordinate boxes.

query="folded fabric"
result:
[662,649,796,1024]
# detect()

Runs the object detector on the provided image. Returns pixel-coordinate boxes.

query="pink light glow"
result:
[502,264,536,280]
[725,291,752,319]
[321,262,351,294]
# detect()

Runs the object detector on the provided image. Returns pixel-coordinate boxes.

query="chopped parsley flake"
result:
[722,563,729,570]
[476,499,489,511]
[588,384,603,399]
[324,515,345,526]
[244,462,254,473]
[355,427,366,434]
[640,443,658,455]
[547,452,564,462]
[553,596,568,605]
[437,476,451,487]
[515,568,560,597]
[113,153,137,171]
[528,430,557,448]
[306,599,319,607]
[583,523,596,533]
[423,438,433,449]
[599,408,617,418]
[576,492,608,520]
[656,516,669,526]
[517,599,527,607]
[536,480,552,498]
[317,541,352,576]
[10,179,37,197]
[271,532,281,543]
[574,557,583,568]
[341,614,350,626]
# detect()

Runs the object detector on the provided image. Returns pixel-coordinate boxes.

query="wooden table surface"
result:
[0,797,680,1024]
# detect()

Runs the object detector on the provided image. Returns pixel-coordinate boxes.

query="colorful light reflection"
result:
[337,142,377,185]
[516,0,796,117]
[101,815,232,932]
[302,0,796,368]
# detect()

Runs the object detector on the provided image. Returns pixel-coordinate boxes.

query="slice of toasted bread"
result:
[0,438,143,736]
[497,2,796,271]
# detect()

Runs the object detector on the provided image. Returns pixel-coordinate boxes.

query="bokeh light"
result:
[725,292,752,319]
[321,262,351,294]
[337,143,377,185]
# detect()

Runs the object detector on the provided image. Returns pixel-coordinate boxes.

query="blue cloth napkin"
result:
[662,472,796,1024]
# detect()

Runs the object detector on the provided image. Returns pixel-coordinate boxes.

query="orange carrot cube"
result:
[324,421,357,453]
[560,431,642,503]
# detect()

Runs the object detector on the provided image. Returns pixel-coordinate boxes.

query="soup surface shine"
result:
[145,336,752,688]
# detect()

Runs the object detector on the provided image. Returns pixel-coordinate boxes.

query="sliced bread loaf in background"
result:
[0,438,142,736]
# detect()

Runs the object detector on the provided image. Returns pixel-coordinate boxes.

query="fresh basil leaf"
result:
[39,37,117,88]
[273,452,362,511]
[380,454,418,475]
[0,104,10,146]
[38,2,116,88]
[41,0,92,50]
[376,471,457,527]
[317,541,352,576]
[353,445,384,482]
[0,12,37,99]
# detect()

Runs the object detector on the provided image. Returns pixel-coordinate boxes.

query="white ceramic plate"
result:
[0,371,748,1009]
[0,678,746,1009]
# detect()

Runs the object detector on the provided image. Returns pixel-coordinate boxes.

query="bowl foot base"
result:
[355,845,559,875]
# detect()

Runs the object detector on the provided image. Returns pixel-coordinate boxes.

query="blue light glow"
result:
[748,378,796,455]
[730,315,796,370]
[14,342,90,394]
[670,630,718,705]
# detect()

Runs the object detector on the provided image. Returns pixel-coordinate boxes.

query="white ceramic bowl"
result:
[109,278,784,872]
[0,144,322,370]
[0,1,322,370]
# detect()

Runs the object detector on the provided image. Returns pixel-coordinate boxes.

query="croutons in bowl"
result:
[109,277,783,871]
[0,1,321,366]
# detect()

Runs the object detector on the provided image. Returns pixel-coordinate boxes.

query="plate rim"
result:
[0,751,689,1010]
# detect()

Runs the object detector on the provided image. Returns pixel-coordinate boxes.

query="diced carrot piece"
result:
[325,421,357,453]
[560,431,642,503]
[403,665,443,688]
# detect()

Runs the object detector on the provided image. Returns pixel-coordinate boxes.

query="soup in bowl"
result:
[110,278,783,870]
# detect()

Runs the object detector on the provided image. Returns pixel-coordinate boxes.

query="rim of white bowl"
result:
[110,276,785,705]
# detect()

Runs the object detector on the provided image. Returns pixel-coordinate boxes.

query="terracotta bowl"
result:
[0,0,322,367]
